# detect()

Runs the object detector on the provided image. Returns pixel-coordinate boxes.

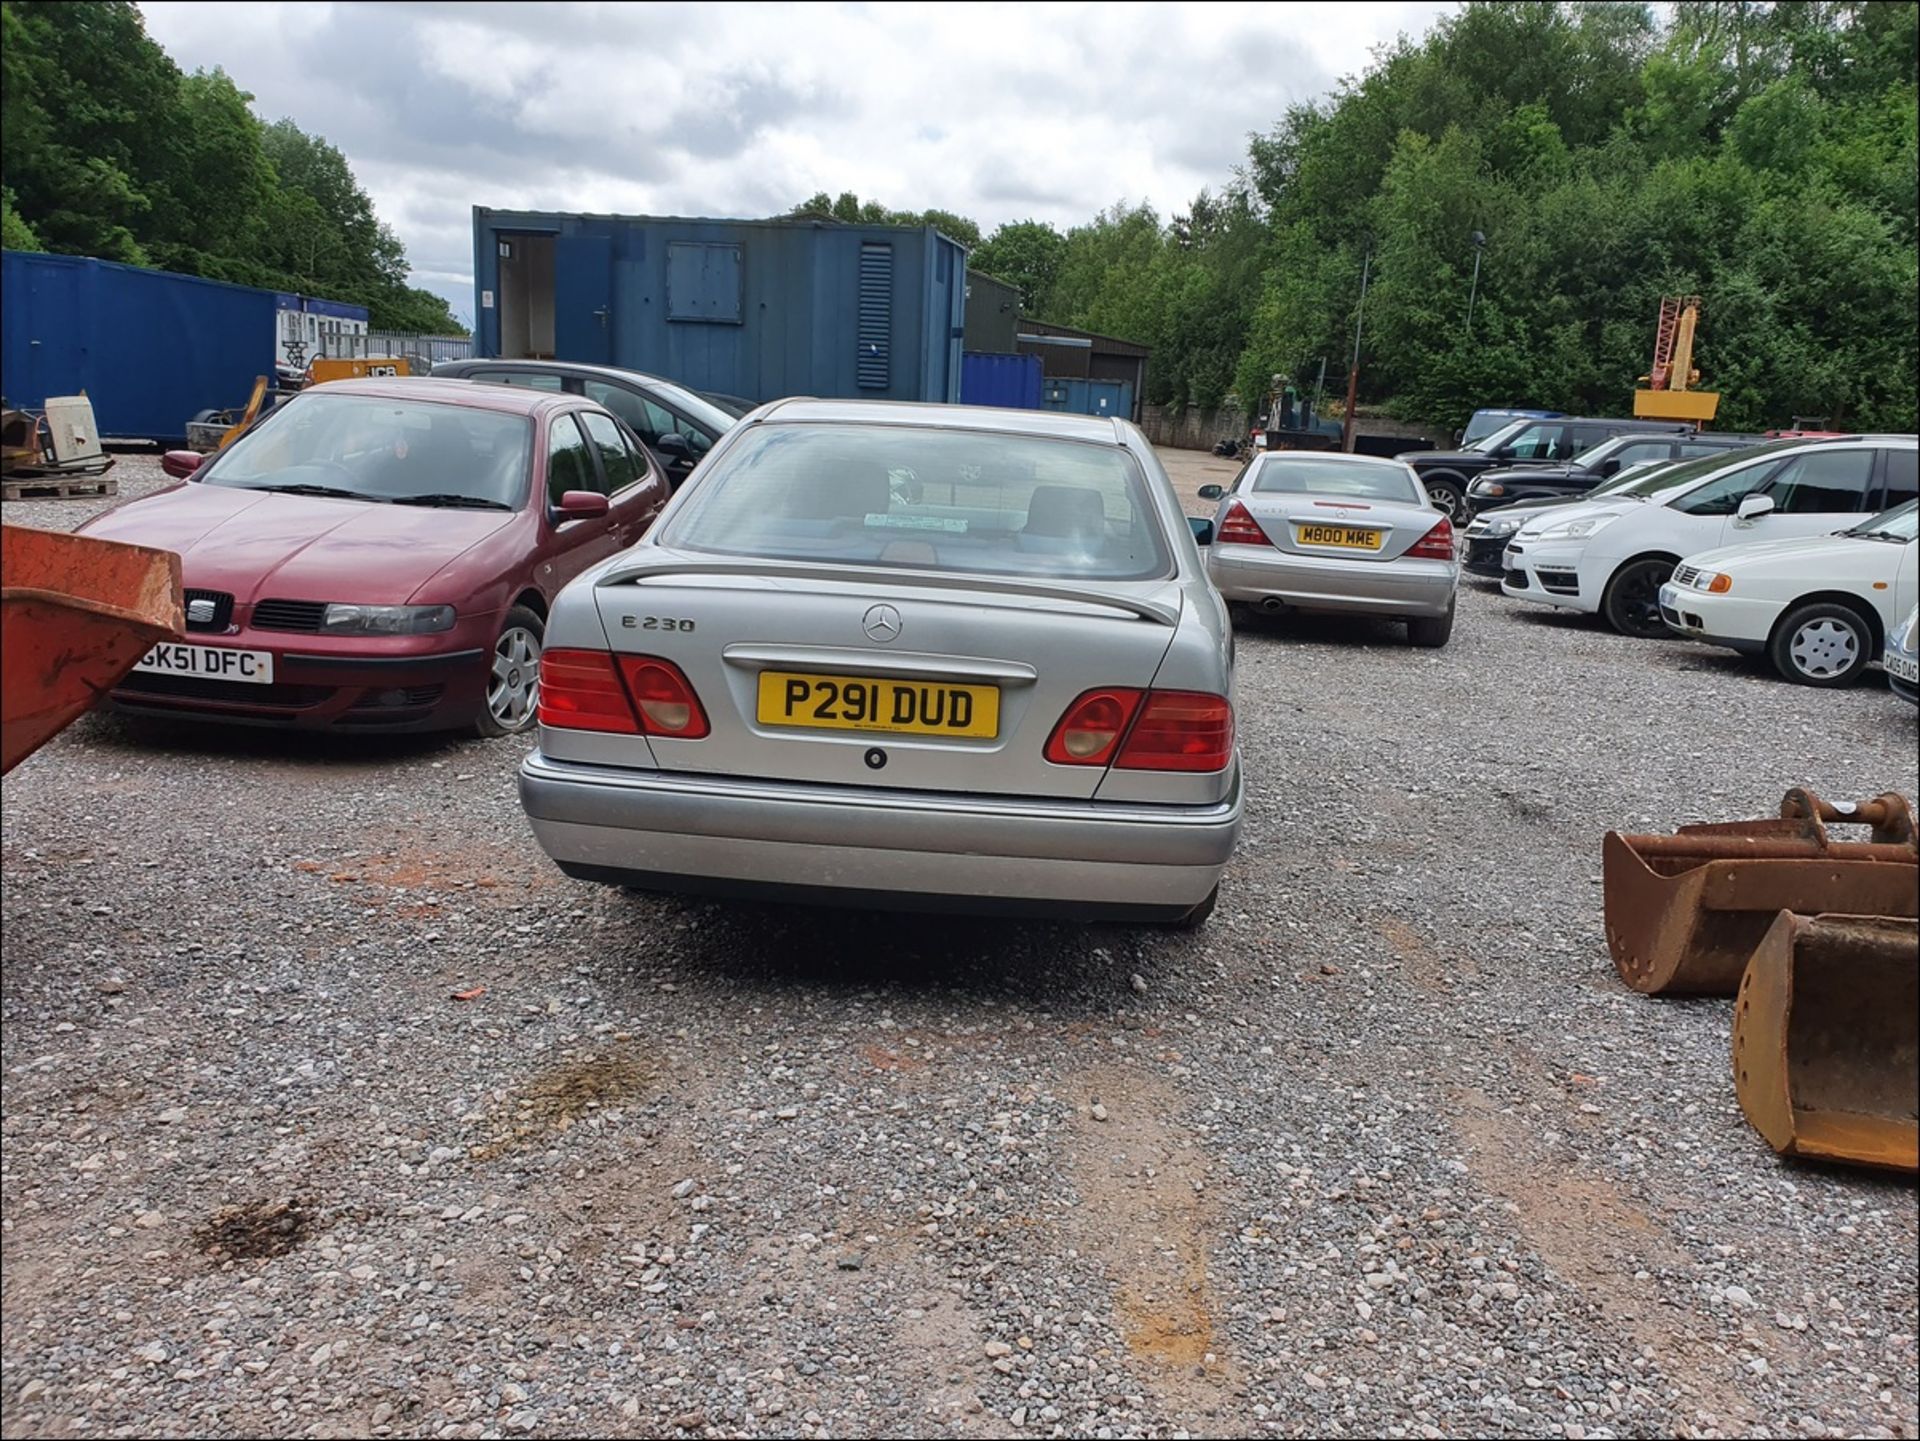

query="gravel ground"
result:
[3,449,1917,1440]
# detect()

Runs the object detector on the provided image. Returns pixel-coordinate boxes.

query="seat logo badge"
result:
[187,597,216,625]
[863,603,902,643]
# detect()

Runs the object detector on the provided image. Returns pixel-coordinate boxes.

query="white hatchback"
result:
[1660,500,1919,685]
[1501,435,1919,637]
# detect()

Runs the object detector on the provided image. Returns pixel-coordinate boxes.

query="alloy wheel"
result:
[488,625,542,730]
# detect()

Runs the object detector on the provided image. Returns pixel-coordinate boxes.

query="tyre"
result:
[1769,601,1874,687]
[1422,476,1467,523]
[1601,557,1677,639]
[1407,602,1455,648]
[1168,885,1219,931]
[476,605,545,737]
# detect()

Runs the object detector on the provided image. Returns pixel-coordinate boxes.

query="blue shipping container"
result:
[1,251,281,442]
[960,351,1042,409]
[471,209,968,405]
[1039,376,1134,421]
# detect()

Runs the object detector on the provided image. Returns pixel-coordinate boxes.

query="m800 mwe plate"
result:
[755,670,999,738]
[1295,524,1384,551]
[133,642,275,684]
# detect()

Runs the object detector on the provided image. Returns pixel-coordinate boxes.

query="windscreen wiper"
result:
[253,483,381,501]
[390,492,513,510]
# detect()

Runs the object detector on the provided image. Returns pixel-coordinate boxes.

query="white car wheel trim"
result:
[1789,618,1859,678]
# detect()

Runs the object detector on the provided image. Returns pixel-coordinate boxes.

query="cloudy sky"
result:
[140,1,1454,325]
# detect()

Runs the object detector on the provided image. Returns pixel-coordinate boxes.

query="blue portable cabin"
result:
[470,208,969,405]
[272,291,371,370]
[2,250,280,442]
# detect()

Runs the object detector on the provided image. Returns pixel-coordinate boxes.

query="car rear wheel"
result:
[1168,885,1218,931]
[1601,558,1676,639]
[477,605,544,737]
[1769,601,1873,687]
[1407,602,1454,648]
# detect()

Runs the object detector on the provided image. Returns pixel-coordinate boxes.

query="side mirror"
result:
[1197,484,1224,501]
[1736,493,1776,522]
[1189,516,1214,546]
[654,432,692,460]
[1452,430,1463,447]
[1493,445,1516,460]
[1597,458,1620,477]
[554,490,610,521]
[162,449,205,480]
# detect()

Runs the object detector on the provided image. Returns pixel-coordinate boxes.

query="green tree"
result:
[0,1,464,334]
[970,219,1067,314]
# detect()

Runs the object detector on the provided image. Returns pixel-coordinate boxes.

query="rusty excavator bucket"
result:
[1603,788,1919,995]
[1,524,182,774]
[1734,913,1919,1174]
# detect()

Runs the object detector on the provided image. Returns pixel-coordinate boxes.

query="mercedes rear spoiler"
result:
[599,556,1183,627]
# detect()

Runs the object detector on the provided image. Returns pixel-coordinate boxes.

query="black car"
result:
[1462,431,1765,518]
[1398,416,1695,523]
[433,359,735,490]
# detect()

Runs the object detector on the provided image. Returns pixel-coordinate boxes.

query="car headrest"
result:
[1024,484,1107,537]
[787,457,892,520]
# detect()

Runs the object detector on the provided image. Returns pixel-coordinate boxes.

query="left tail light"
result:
[1408,515,1455,560]
[537,650,708,738]
[538,649,639,733]
[618,656,709,738]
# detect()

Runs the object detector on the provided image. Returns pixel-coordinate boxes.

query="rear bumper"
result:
[1208,545,1456,618]
[518,751,1242,920]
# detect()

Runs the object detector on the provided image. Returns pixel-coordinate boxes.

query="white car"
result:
[1500,435,1919,637]
[1659,500,1919,685]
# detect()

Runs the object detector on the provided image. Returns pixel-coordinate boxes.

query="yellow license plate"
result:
[755,671,1000,738]
[1296,524,1384,550]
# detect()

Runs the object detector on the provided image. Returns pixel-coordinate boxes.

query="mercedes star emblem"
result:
[863,603,902,643]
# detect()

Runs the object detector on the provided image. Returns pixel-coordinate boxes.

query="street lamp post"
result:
[1340,250,1372,453]
[1464,230,1486,335]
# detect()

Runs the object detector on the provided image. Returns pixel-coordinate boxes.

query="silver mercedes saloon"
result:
[516,400,1242,926]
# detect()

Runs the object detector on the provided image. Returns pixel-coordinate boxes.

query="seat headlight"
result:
[321,603,457,635]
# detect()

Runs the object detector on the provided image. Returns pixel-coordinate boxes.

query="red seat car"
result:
[77,378,670,736]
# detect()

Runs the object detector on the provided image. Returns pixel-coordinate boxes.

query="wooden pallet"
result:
[2,473,118,503]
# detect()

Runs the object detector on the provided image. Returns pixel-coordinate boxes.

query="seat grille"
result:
[251,598,329,633]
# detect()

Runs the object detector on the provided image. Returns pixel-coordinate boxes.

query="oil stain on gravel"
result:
[193,1198,311,1262]
[469,1048,654,1161]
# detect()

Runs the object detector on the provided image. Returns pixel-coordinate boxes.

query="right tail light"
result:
[1046,688,1234,773]
[1408,515,1455,559]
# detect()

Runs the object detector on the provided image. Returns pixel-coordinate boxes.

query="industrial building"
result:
[469,209,968,405]
[1015,318,1150,423]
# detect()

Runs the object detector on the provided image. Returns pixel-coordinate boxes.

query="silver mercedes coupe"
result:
[517,400,1243,927]
[1200,450,1459,645]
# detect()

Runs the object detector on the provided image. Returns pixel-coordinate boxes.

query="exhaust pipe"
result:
[1260,597,1284,613]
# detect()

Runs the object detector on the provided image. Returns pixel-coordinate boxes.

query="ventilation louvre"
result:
[856,243,892,390]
